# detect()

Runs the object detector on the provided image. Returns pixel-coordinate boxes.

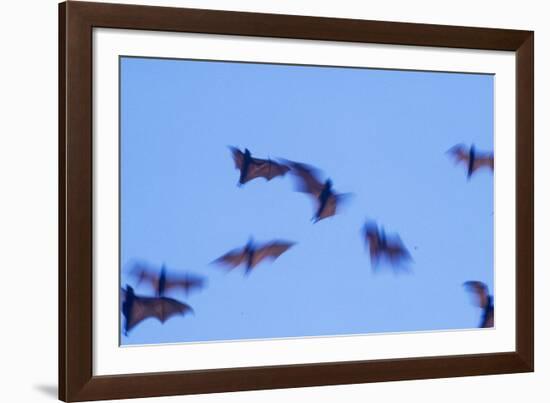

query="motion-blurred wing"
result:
[481,307,494,328]
[287,161,325,197]
[316,193,351,222]
[125,295,193,332]
[447,144,469,165]
[464,281,490,309]
[130,263,160,290]
[164,274,206,295]
[212,247,248,269]
[120,287,127,312]
[249,241,295,269]
[230,146,245,170]
[472,154,494,172]
[385,238,412,264]
[363,223,382,263]
[245,158,290,182]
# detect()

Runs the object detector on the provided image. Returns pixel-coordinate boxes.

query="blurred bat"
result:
[121,285,193,335]
[463,281,494,328]
[212,239,295,274]
[447,144,494,179]
[362,221,412,270]
[284,160,349,223]
[131,263,206,297]
[230,147,290,185]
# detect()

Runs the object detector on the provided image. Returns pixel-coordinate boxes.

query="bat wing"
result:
[481,307,494,328]
[245,158,290,182]
[464,281,490,309]
[120,287,127,312]
[316,193,351,222]
[472,154,494,172]
[212,247,248,269]
[447,144,469,165]
[125,296,193,332]
[250,241,295,269]
[230,147,245,170]
[385,238,412,264]
[363,223,382,263]
[164,274,206,294]
[130,263,160,290]
[287,161,325,197]
[317,195,338,221]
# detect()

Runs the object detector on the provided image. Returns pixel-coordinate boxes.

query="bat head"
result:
[244,148,252,158]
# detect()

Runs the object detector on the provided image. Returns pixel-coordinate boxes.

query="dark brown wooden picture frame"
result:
[59,1,533,401]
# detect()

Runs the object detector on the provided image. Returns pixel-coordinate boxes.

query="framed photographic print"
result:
[59,1,534,401]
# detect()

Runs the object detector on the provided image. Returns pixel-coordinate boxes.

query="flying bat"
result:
[447,144,494,179]
[285,160,349,223]
[463,281,494,328]
[230,147,290,186]
[130,263,206,297]
[212,239,295,274]
[362,221,412,270]
[121,285,193,335]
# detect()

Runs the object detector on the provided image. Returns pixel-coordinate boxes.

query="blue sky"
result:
[120,56,494,345]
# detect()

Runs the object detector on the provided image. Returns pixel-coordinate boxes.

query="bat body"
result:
[362,221,411,270]
[230,147,290,185]
[447,144,494,179]
[213,239,295,274]
[121,286,193,335]
[131,263,206,297]
[464,281,494,328]
[285,160,348,222]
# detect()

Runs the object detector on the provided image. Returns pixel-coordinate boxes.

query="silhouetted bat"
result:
[285,160,349,223]
[212,239,295,274]
[230,147,290,185]
[131,263,205,297]
[463,281,494,328]
[362,221,412,270]
[121,285,193,335]
[447,144,494,179]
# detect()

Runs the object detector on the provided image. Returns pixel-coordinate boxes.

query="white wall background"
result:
[0,0,545,402]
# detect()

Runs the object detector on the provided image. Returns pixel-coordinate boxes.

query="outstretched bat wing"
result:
[287,161,325,197]
[124,295,193,333]
[245,158,290,182]
[363,223,382,263]
[230,146,245,170]
[447,144,469,165]
[385,238,412,264]
[250,241,294,269]
[481,308,495,328]
[130,263,161,290]
[316,193,352,222]
[164,274,206,295]
[472,154,494,172]
[212,247,248,269]
[464,281,490,309]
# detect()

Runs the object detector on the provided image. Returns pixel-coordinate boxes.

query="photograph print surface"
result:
[120,56,494,345]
